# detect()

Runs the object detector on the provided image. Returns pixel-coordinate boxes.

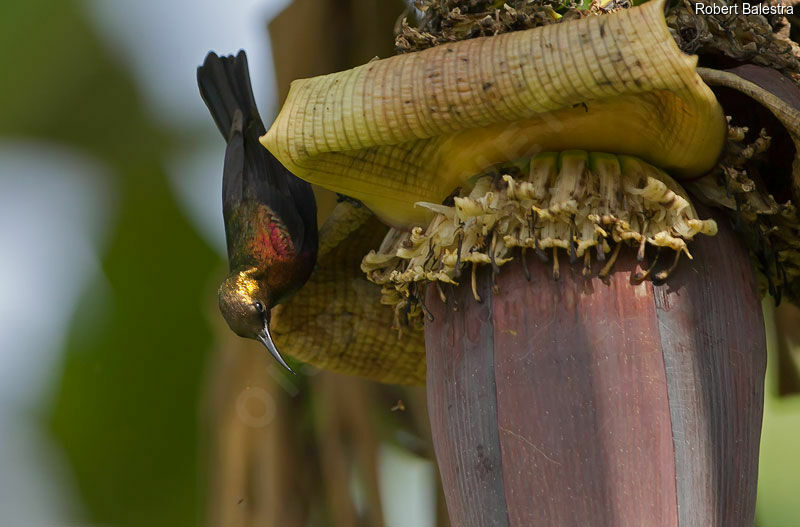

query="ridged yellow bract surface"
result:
[270,201,427,385]
[262,0,726,227]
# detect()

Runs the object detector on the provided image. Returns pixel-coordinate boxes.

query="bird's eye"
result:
[254,301,265,313]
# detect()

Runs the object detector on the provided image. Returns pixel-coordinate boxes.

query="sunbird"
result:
[197,50,318,372]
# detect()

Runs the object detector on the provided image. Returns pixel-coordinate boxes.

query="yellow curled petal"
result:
[263,0,726,227]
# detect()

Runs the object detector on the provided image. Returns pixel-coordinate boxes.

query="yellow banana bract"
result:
[270,201,427,385]
[262,0,726,227]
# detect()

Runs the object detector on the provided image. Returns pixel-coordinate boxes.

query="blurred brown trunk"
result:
[774,302,800,395]
[205,334,309,527]
[205,331,394,526]
[310,373,384,527]
[425,207,766,526]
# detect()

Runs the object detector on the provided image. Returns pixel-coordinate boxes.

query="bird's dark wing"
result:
[197,50,318,260]
[221,110,244,256]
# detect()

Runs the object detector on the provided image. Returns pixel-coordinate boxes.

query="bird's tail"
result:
[197,50,263,138]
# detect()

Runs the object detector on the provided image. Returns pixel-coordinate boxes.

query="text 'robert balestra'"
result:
[694,2,794,15]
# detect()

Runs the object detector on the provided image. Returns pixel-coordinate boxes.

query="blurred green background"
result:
[0,1,439,525]
[0,0,797,526]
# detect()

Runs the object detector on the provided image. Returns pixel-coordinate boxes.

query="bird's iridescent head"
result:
[218,269,294,373]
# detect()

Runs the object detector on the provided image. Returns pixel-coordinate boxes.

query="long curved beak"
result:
[257,322,295,374]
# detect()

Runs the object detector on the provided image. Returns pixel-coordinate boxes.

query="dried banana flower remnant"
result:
[361,151,717,326]
[262,0,726,227]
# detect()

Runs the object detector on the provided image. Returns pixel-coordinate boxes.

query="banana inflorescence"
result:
[266,0,740,384]
[361,151,718,326]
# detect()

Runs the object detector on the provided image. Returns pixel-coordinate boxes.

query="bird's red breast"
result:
[248,205,296,263]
